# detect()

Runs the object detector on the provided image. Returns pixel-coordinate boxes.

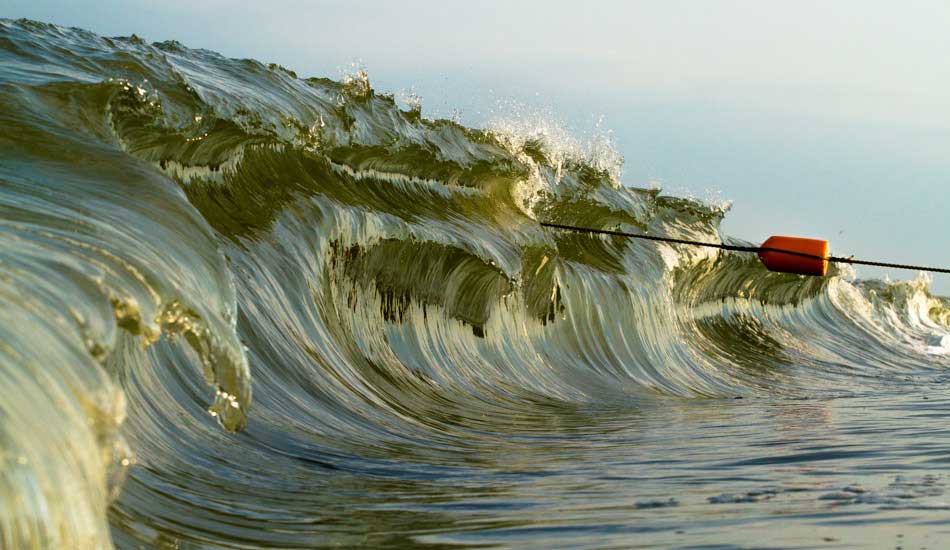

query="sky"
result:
[8,0,950,292]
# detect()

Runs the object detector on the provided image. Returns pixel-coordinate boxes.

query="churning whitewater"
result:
[3,19,950,549]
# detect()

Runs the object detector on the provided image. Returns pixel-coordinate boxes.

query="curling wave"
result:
[1,19,949,549]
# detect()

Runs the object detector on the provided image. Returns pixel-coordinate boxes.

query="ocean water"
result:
[2,19,950,549]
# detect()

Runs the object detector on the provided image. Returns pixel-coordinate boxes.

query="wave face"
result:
[2,19,950,549]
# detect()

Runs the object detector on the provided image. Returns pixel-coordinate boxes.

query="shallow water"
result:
[112,374,950,549]
[2,18,950,549]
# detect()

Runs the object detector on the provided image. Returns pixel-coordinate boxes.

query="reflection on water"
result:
[113,333,950,548]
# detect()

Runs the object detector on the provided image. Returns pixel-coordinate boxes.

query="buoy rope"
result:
[539,222,950,274]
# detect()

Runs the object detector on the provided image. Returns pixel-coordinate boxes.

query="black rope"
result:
[828,257,950,275]
[539,221,950,274]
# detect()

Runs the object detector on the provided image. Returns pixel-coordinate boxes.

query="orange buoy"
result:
[758,236,829,276]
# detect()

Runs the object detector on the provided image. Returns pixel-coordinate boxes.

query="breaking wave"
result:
[1,19,949,548]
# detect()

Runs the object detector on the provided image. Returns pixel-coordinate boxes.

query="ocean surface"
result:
[3,19,950,549]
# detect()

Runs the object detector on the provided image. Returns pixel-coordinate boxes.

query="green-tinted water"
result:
[2,19,949,549]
